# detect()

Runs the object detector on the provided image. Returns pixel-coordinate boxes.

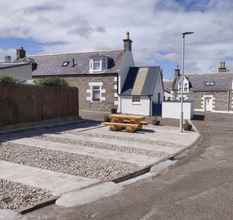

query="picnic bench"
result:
[103,114,147,133]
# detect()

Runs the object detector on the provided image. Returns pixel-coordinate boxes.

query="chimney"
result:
[4,55,11,63]
[16,47,26,60]
[123,32,132,52]
[174,66,181,77]
[218,61,227,73]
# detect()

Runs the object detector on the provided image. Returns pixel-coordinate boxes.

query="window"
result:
[89,59,102,72]
[184,83,189,92]
[62,61,70,67]
[132,96,141,103]
[205,81,215,86]
[92,86,101,101]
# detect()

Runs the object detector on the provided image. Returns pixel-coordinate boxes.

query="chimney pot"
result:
[16,47,26,60]
[123,32,133,52]
[4,56,11,63]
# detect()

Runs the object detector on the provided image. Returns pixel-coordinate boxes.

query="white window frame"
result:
[132,96,141,104]
[86,82,106,103]
[89,59,103,73]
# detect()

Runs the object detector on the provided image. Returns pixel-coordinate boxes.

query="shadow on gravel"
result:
[0,119,101,144]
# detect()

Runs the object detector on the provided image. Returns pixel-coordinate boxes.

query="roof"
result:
[188,73,233,91]
[163,80,173,92]
[31,50,124,76]
[121,66,161,96]
[166,72,233,92]
[0,62,31,69]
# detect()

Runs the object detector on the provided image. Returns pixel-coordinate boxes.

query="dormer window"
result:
[205,81,215,86]
[89,58,102,72]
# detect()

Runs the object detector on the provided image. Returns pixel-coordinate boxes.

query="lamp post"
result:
[180,32,194,132]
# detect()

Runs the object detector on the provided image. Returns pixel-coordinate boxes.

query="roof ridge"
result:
[30,49,123,57]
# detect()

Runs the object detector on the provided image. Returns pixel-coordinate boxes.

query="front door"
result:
[204,97,212,112]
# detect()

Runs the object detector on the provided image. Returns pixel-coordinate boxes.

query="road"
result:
[24,113,233,220]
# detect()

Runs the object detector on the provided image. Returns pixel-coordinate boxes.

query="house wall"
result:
[189,91,233,112]
[0,64,32,80]
[120,96,151,116]
[64,74,118,112]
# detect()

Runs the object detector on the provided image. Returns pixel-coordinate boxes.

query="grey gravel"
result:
[37,135,165,158]
[0,143,139,181]
[0,179,52,210]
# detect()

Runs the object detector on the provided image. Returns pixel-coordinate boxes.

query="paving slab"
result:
[8,138,161,167]
[56,182,123,208]
[41,133,182,154]
[78,126,198,147]
[0,160,98,196]
[0,210,20,220]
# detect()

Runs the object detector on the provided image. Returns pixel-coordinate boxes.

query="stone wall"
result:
[190,91,233,112]
[64,74,118,112]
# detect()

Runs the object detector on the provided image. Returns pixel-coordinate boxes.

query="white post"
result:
[180,35,185,132]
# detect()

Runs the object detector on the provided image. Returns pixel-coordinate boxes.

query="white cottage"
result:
[119,66,164,116]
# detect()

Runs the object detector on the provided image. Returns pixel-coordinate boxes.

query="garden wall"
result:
[0,85,79,126]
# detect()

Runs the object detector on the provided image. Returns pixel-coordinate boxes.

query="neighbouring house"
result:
[31,33,135,113]
[164,62,233,113]
[120,66,164,116]
[0,47,36,81]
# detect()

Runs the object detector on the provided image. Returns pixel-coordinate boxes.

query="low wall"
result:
[162,101,193,120]
[0,85,79,126]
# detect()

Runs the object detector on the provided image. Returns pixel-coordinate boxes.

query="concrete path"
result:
[8,138,161,167]
[0,160,98,196]
[42,133,183,154]
[23,114,233,220]
[0,210,20,220]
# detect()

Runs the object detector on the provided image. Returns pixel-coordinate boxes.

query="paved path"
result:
[0,160,98,196]
[22,113,233,220]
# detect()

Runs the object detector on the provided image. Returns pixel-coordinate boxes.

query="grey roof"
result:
[0,62,31,69]
[31,50,124,76]
[121,66,162,96]
[188,73,233,91]
[163,80,172,92]
[166,72,233,92]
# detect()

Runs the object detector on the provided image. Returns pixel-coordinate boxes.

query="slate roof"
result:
[0,62,31,69]
[165,72,233,92]
[121,66,162,96]
[31,50,124,76]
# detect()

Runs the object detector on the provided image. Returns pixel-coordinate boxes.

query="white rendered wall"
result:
[120,97,150,116]
[162,101,193,120]
[0,64,32,80]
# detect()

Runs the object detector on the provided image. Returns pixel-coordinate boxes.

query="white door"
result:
[204,97,212,112]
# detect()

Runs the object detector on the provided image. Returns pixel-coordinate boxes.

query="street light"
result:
[180,31,194,133]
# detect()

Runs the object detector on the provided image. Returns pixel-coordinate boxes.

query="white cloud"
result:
[0,0,233,76]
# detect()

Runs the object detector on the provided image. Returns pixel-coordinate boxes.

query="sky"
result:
[0,0,233,79]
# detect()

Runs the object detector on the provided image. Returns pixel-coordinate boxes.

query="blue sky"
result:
[0,0,232,79]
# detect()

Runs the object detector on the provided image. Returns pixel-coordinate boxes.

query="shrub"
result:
[34,77,68,87]
[0,76,17,86]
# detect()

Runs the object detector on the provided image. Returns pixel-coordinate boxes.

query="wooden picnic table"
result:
[104,114,147,133]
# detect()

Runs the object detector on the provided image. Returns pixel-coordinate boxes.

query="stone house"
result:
[31,33,135,113]
[164,63,233,113]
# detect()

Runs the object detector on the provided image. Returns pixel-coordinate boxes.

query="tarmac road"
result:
[24,113,233,220]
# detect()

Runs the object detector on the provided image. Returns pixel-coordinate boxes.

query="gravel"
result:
[0,179,52,210]
[37,135,165,158]
[0,143,139,181]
